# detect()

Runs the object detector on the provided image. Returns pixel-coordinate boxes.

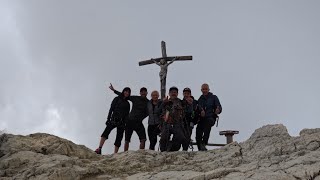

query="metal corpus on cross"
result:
[138,41,193,99]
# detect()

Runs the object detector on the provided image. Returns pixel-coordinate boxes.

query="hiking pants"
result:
[160,123,188,152]
[148,124,161,150]
[125,120,146,142]
[101,124,125,147]
[182,124,193,151]
[196,117,216,145]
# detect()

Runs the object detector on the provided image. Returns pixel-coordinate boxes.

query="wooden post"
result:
[219,130,239,144]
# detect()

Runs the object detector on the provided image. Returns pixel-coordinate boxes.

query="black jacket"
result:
[107,96,130,121]
[114,90,149,121]
[183,97,201,124]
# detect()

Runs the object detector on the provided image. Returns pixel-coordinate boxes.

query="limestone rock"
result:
[1,124,320,180]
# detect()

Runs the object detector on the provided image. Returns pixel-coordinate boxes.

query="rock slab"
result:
[1,124,320,180]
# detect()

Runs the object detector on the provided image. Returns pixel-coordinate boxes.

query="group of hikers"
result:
[95,83,222,154]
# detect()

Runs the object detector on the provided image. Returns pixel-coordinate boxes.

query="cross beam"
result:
[139,56,193,66]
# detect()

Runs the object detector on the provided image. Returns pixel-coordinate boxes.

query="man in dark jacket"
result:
[110,84,149,151]
[159,86,189,152]
[181,87,202,151]
[196,83,222,151]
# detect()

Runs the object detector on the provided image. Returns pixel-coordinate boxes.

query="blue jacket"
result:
[198,92,222,118]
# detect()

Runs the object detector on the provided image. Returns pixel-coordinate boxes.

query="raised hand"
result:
[109,83,115,91]
[163,95,169,103]
[186,97,193,104]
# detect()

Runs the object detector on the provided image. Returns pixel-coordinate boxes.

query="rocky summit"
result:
[1,124,320,180]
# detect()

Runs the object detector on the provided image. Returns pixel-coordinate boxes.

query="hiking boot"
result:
[201,144,208,151]
[94,148,101,154]
[198,143,207,151]
[197,143,202,151]
[197,144,201,151]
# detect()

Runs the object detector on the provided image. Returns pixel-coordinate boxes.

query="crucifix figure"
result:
[139,41,192,99]
[152,58,176,98]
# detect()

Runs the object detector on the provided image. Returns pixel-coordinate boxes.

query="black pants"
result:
[196,117,215,146]
[125,121,147,142]
[182,124,193,151]
[148,124,161,150]
[101,124,125,147]
[160,123,188,152]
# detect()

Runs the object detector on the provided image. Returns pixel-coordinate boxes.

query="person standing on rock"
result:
[95,87,131,154]
[181,87,202,151]
[196,83,222,151]
[147,90,162,150]
[110,84,149,151]
[160,86,189,152]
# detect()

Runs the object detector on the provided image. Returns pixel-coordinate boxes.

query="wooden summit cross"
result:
[138,41,193,99]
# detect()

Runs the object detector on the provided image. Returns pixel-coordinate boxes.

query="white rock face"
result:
[1,124,320,180]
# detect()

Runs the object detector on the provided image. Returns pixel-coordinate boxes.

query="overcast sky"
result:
[1,1,320,154]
